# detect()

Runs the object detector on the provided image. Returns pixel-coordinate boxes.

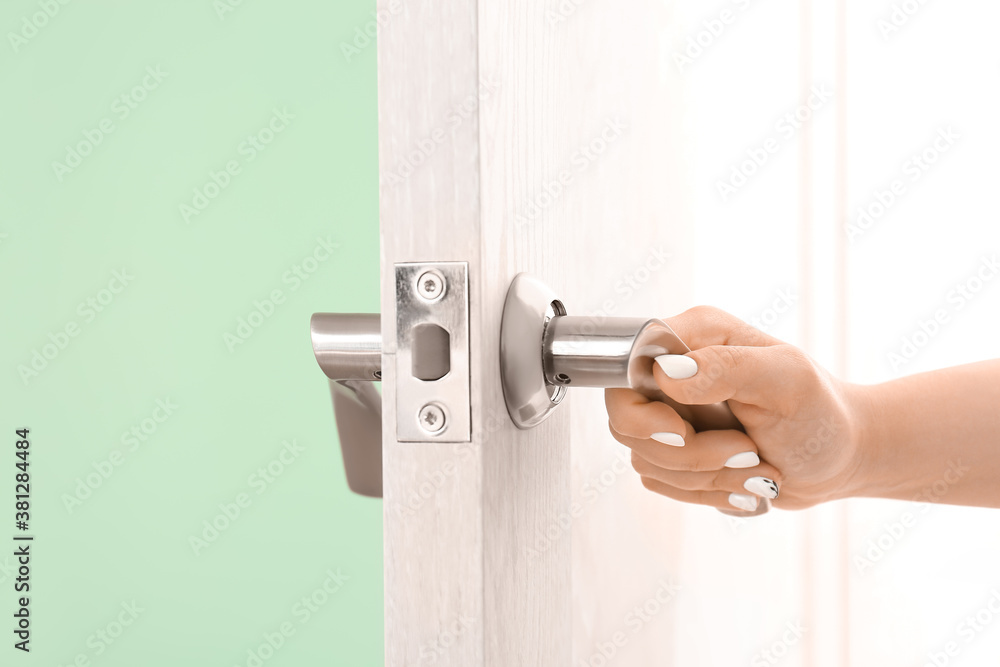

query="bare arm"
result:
[850,360,1000,507]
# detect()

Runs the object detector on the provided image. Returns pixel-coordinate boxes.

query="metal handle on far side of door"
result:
[310,313,383,498]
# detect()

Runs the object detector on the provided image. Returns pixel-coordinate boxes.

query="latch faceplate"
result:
[394,262,471,443]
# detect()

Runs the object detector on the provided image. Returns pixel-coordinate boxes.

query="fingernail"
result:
[655,354,698,379]
[744,476,779,499]
[728,493,758,512]
[651,432,685,447]
[724,452,760,469]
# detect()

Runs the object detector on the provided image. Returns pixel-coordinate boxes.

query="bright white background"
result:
[679,0,1000,664]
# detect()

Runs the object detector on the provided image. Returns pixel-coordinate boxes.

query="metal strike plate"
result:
[395,262,471,442]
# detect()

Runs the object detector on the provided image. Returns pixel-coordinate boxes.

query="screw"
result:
[418,404,446,434]
[416,270,446,302]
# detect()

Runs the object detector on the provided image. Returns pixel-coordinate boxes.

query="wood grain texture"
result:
[378,0,571,664]
[549,3,699,664]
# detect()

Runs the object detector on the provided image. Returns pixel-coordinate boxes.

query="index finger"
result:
[665,305,785,350]
[605,388,687,443]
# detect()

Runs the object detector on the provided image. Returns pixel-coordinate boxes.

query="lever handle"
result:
[543,315,742,432]
[310,313,383,498]
[500,273,741,431]
[500,273,770,517]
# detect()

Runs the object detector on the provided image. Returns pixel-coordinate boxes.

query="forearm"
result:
[848,360,1000,507]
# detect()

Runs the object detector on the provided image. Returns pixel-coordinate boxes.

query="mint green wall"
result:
[0,1,382,664]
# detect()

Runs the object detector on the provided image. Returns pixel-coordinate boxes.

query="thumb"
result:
[652,344,805,407]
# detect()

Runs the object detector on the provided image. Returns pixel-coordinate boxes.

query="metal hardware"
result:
[310,262,470,497]
[541,315,740,432]
[415,269,446,302]
[499,274,568,429]
[500,272,768,516]
[313,269,765,513]
[501,273,741,430]
[417,403,447,434]
[310,313,383,497]
[311,313,382,382]
[395,262,471,442]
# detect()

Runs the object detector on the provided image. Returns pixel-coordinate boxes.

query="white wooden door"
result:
[378,1,697,664]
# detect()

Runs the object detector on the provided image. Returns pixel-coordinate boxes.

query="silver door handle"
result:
[499,273,769,517]
[311,272,768,515]
[500,273,741,431]
[310,313,383,498]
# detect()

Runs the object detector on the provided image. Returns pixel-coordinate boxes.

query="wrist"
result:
[837,380,894,500]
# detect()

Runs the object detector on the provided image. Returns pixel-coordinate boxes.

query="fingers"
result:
[665,305,784,349]
[606,388,688,443]
[630,450,782,498]
[610,424,760,473]
[652,343,812,407]
[606,389,765,471]
[605,398,782,510]
[637,477,752,512]
[633,452,780,512]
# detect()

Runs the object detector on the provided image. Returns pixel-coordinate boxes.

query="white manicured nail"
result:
[724,452,760,469]
[728,493,758,512]
[651,432,685,447]
[655,354,698,379]
[744,476,779,499]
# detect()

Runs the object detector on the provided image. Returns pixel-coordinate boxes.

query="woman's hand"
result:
[606,306,870,512]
